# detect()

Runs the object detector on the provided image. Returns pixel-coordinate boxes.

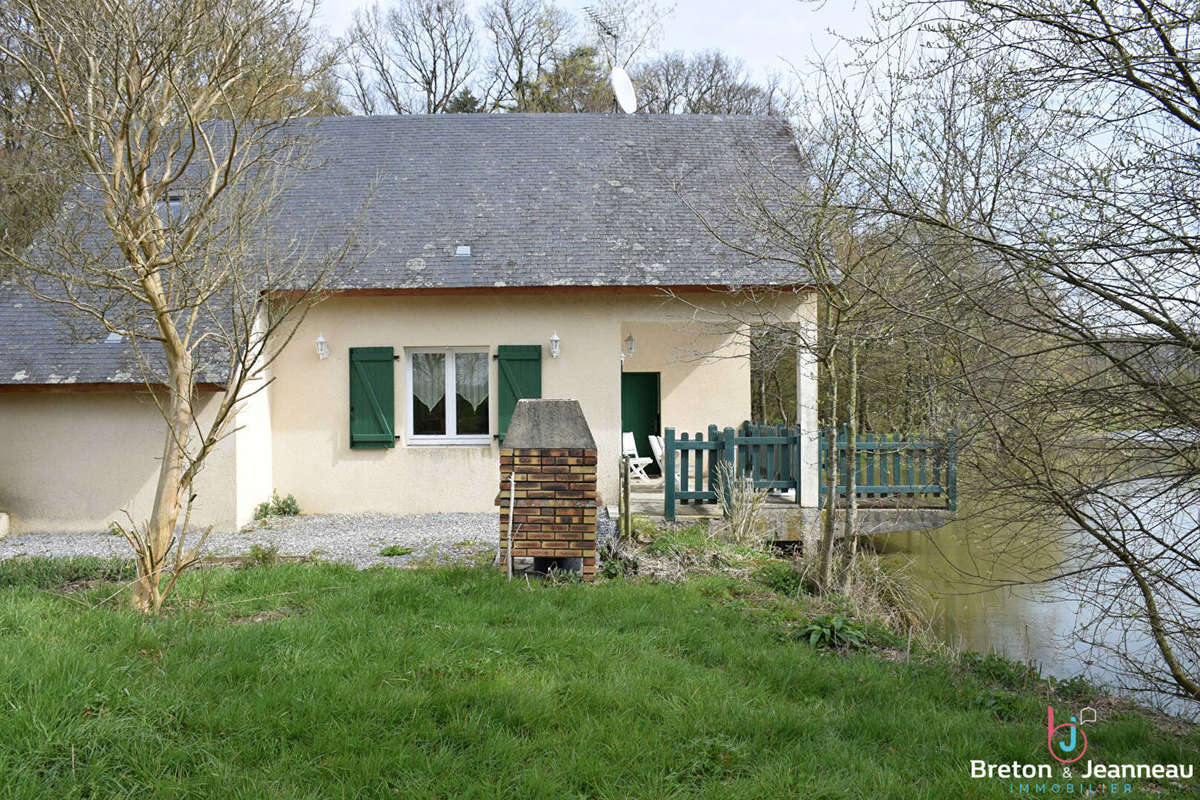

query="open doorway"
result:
[620,371,660,469]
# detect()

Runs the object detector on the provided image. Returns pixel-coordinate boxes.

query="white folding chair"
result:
[649,434,676,479]
[622,432,654,481]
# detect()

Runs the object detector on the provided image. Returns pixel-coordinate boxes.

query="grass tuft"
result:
[0,556,135,589]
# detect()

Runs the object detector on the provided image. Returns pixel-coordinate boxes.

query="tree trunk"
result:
[818,362,838,592]
[819,422,839,592]
[843,345,859,572]
[759,368,767,424]
[131,347,194,613]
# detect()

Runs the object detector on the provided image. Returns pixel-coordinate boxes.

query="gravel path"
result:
[0,513,500,570]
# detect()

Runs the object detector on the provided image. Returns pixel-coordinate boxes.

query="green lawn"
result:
[0,562,1195,799]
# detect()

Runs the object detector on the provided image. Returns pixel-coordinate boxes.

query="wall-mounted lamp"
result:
[549,330,561,359]
[315,334,329,360]
[623,333,636,357]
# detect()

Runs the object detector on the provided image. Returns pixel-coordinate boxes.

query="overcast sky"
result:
[314,0,873,84]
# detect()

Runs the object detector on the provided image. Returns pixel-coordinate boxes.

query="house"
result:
[0,114,819,535]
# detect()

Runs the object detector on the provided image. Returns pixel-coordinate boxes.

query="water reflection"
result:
[874,518,1195,718]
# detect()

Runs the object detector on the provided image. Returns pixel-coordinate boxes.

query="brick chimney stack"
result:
[496,400,599,581]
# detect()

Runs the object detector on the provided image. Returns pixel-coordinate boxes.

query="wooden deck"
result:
[658,425,957,521]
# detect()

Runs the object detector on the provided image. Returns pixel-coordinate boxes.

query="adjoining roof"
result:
[289,113,809,290]
[0,113,810,386]
[0,284,229,388]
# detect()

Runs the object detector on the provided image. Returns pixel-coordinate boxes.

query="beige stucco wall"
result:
[795,292,820,506]
[0,289,819,533]
[620,320,750,441]
[233,306,276,525]
[268,290,814,514]
[0,390,238,535]
[233,374,274,526]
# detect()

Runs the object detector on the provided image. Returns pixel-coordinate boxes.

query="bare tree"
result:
[0,0,360,613]
[582,0,668,68]
[480,0,570,111]
[0,10,71,274]
[636,50,793,116]
[811,0,1200,707]
[344,0,476,114]
[673,120,935,591]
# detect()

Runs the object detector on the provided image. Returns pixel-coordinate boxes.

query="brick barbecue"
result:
[496,399,599,581]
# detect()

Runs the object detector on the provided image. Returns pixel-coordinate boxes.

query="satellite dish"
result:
[610,66,638,114]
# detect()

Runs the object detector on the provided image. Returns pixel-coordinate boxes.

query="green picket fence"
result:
[818,427,957,510]
[662,423,957,520]
[663,423,801,521]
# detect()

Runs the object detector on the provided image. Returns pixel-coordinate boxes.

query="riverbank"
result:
[0,556,1195,798]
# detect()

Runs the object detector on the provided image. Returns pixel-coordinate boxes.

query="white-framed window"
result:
[406,347,490,445]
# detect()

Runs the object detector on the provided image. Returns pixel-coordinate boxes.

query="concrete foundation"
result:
[625,487,953,546]
[773,507,954,547]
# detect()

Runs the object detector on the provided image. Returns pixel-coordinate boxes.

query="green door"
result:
[621,371,661,461]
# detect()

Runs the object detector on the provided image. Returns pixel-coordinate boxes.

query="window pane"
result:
[411,353,446,435]
[456,352,489,435]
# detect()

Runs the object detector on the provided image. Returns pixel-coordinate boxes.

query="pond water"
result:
[874,516,1197,719]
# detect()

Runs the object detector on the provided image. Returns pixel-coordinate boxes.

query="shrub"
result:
[969,688,1025,721]
[1052,673,1099,702]
[543,565,582,585]
[627,514,661,542]
[788,546,930,641]
[243,544,280,568]
[711,461,770,548]
[796,614,868,649]
[960,651,1042,693]
[753,560,804,596]
[644,524,711,557]
[254,490,301,520]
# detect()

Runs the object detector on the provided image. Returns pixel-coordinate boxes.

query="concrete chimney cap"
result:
[503,399,597,450]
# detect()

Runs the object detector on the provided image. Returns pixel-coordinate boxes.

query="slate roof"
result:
[304,113,809,289]
[0,113,809,385]
[0,288,229,387]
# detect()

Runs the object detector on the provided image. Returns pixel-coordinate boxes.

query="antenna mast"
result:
[583,6,638,114]
[583,5,620,67]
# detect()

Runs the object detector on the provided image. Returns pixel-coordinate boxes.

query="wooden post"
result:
[817,429,824,504]
[721,426,735,515]
[664,427,676,521]
[707,424,719,500]
[506,470,515,580]
[679,431,689,506]
[794,424,803,505]
[622,456,632,539]
[617,457,624,538]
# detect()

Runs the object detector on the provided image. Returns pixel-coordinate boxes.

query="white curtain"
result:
[411,353,445,410]
[456,352,488,410]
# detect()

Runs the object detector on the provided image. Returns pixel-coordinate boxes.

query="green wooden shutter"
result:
[497,345,542,440]
[349,347,395,449]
